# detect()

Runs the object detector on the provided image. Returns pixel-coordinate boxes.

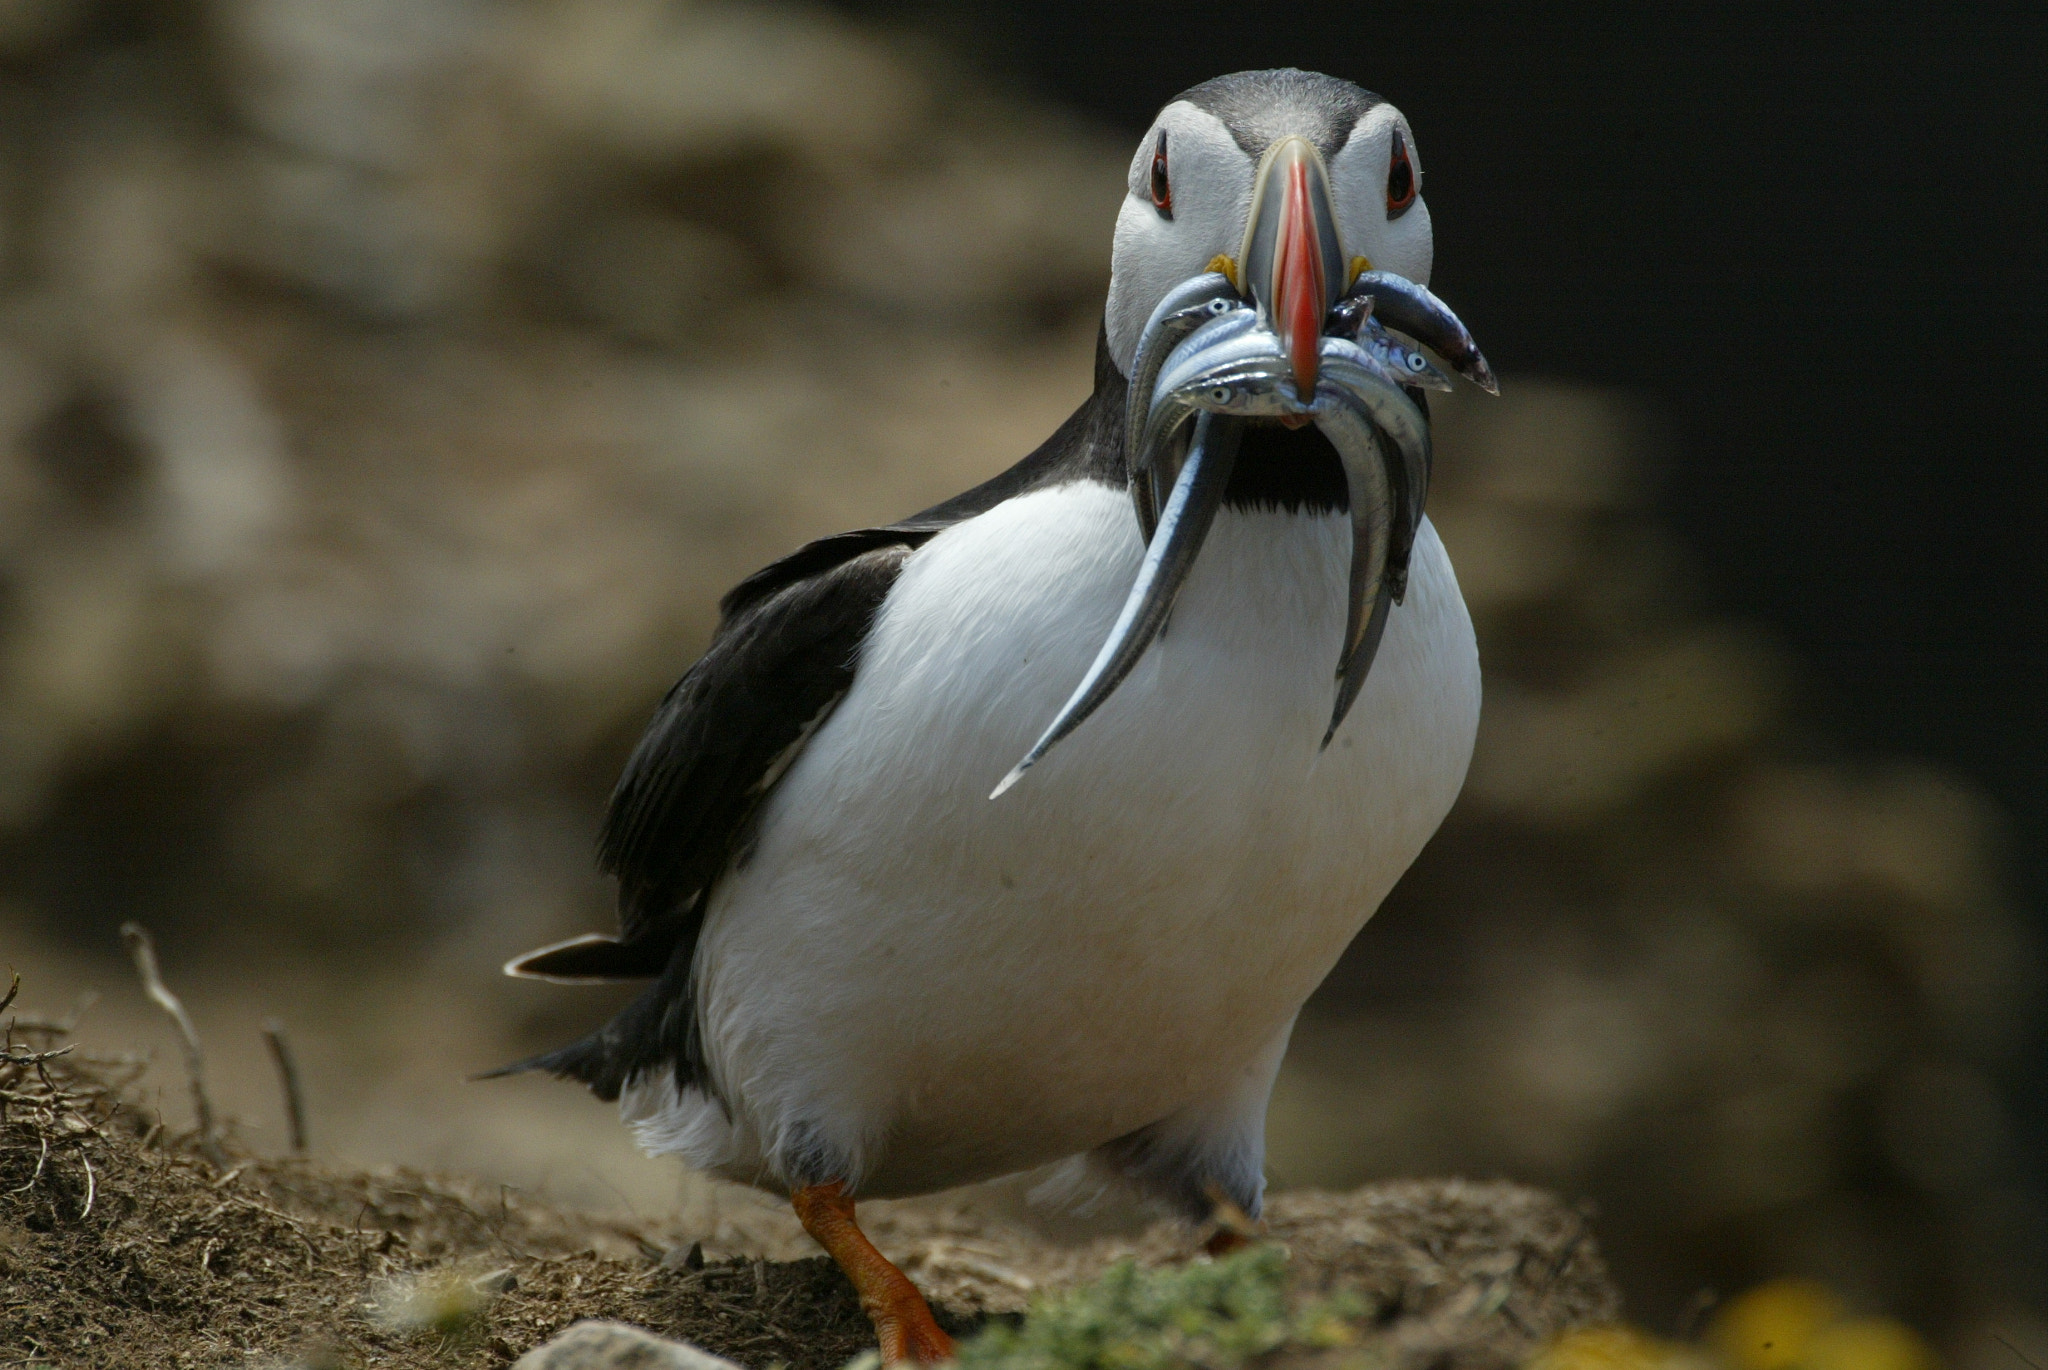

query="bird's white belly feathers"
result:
[625,481,1479,1196]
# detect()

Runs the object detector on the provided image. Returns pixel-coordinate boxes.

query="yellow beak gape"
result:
[1206,254,1369,293]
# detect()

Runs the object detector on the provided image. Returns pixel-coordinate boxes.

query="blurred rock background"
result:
[0,2,2040,1367]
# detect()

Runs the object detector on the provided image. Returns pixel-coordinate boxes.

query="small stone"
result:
[511,1321,743,1370]
[659,1240,705,1271]
[473,1268,519,1296]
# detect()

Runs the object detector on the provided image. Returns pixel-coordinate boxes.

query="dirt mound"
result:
[0,1009,1617,1368]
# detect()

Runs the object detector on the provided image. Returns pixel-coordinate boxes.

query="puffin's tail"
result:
[499,931,672,981]
[476,941,702,1102]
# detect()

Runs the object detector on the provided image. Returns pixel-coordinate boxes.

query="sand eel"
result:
[493,68,1496,1364]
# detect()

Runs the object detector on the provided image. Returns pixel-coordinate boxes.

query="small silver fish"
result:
[1340,271,1498,393]
[999,266,1493,789]
[1326,293,1450,391]
[1357,315,1453,391]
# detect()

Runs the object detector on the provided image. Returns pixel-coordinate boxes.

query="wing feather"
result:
[603,542,914,948]
[490,327,1131,1096]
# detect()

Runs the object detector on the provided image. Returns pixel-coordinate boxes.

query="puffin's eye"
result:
[1385,127,1417,219]
[1149,130,1173,218]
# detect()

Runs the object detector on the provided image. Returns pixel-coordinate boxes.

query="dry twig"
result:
[120,922,227,1166]
[262,1017,309,1153]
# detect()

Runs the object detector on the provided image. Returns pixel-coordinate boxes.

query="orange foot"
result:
[1201,1187,1259,1257]
[793,1180,955,1365]
[1203,1227,1253,1257]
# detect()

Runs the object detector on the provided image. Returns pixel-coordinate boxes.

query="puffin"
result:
[495,68,1494,1364]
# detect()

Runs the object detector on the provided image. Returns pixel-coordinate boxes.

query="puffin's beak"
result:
[1239,135,1345,400]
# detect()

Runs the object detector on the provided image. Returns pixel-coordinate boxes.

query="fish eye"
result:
[1385,126,1416,219]
[1149,130,1173,219]
[1208,386,1232,404]
[1406,354,1426,372]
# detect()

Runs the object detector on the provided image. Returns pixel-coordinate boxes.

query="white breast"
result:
[627,481,1480,1197]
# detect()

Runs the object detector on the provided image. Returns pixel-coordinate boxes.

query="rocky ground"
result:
[0,1012,1617,1370]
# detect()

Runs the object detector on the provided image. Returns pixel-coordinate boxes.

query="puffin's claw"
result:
[793,1182,954,1365]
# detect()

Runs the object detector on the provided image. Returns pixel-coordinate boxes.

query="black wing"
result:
[484,331,1127,1099]
[603,542,918,957]
[487,542,917,1096]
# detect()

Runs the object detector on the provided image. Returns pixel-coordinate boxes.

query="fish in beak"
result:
[990,410,1244,799]
[993,133,1492,798]
[1121,271,1240,545]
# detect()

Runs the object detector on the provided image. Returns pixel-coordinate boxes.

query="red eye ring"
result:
[1149,130,1173,218]
[1386,126,1417,218]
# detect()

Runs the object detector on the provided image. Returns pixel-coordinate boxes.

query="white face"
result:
[1103,100,1434,375]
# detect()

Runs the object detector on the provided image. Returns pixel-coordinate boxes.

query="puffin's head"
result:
[1105,69,1432,390]
[991,69,1490,801]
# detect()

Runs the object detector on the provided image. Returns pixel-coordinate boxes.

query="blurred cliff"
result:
[0,1,2039,1363]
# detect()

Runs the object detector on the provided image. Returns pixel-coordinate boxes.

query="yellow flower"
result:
[1707,1280,1941,1370]
[1529,1325,1706,1370]
[1709,1280,1847,1370]
[1801,1319,1939,1370]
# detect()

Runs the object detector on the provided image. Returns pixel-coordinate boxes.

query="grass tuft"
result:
[951,1244,1359,1370]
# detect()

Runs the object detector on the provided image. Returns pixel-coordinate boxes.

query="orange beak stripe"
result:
[1272,154,1328,399]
